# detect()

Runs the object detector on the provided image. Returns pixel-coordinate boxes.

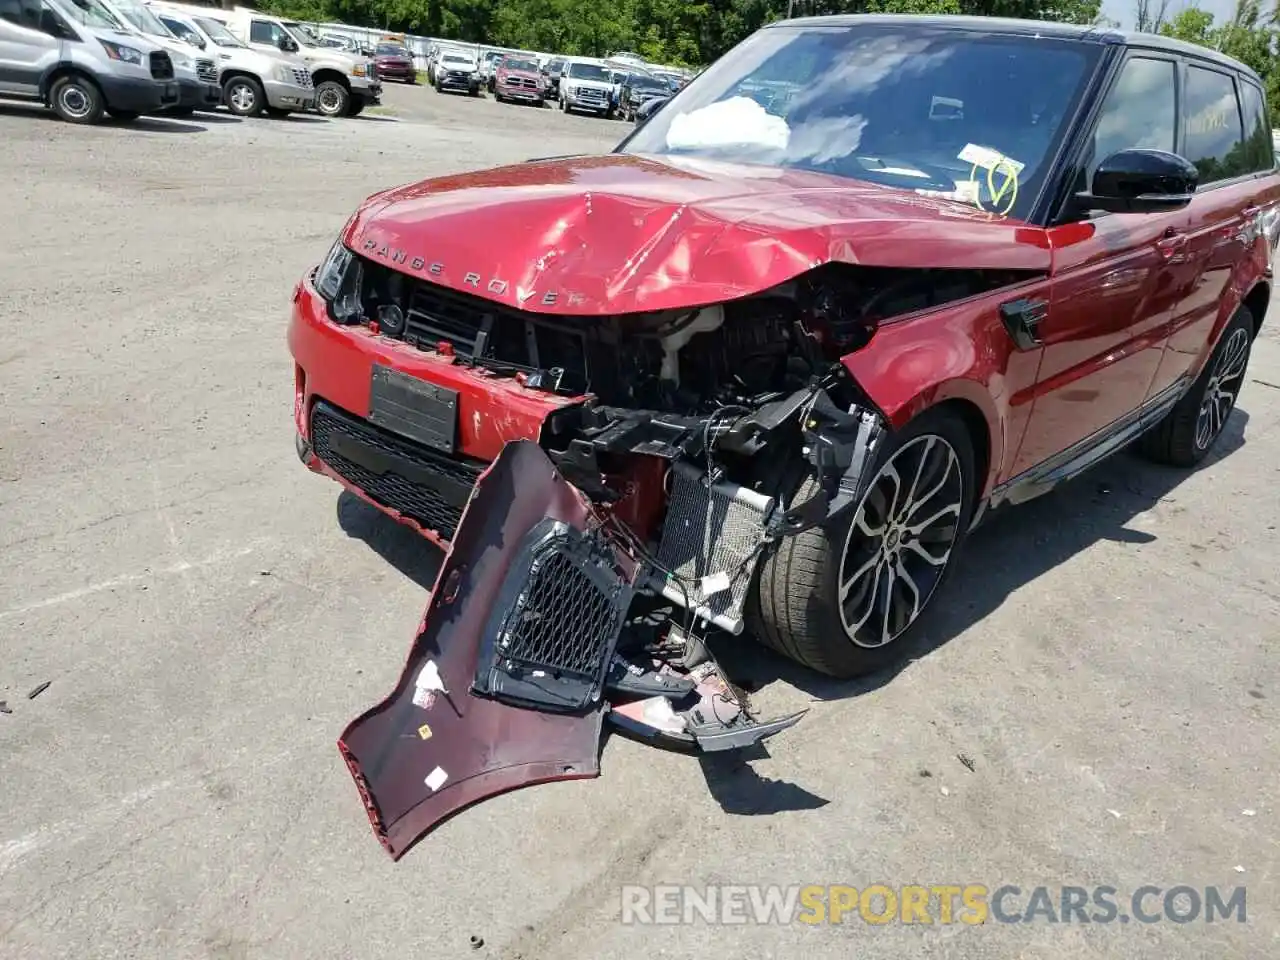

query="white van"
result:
[0,0,179,122]
[148,3,312,117]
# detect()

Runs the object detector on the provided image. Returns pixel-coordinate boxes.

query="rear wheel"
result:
[750,409,977,678]
[224,76,266,117]
[50,75,104,124]
[1138,306,1254,466]
[315,80,349,117]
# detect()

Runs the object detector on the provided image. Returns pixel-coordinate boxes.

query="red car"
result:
[373,42,416,83]
[289,16,1279,858]
[492,54,546,105]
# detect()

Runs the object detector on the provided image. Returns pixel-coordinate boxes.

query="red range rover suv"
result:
[289,16,1279,857]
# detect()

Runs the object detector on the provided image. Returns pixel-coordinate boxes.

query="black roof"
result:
[772,14,1261,83]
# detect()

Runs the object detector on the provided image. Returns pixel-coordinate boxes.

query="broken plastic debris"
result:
[940,786,950,796]
[27,681,50,700]
[1242,809,1257,816]
[1234,865,1246,873]
[424,766,448,792]
[0,701,11,715]
[1107,809,1122,819]
[415,660,447,694]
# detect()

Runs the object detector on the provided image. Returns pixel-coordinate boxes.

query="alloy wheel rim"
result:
[1195,327,1249,450]
[60,86,90,118]
[230,84,255,112]
[837,434,964,648]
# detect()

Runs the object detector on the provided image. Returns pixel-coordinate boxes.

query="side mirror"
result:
[278,36,298,53]
[1075,148,1197,214]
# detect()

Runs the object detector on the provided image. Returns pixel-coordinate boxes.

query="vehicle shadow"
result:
[125,117,208,134]
[186,112,240,124]
[335,490,443,591]
[725,407,1252,702]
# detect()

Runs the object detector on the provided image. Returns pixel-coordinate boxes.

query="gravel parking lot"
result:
[1,81,1277,960]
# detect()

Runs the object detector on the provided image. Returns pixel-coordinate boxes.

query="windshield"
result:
[444,54,470,64]
[567,62,608,82]
[377,43,408,56]
[111,0,173,38]
[624,24,1099,221]
[60,0,121,29]
[630,74,667,92]
[282,21,319,47]
[195,16,244,47]
[503,58,538,72]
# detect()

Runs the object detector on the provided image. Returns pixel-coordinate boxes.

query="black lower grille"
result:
[149,51,174,80]
[310,401,483,539]
[473,519,632,712]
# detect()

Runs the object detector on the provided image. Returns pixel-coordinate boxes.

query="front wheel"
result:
[1138,305,1254,466]
[314,80,349,117]
[224,76,265,117]
[50,75,105,124]
[749,409,977,678]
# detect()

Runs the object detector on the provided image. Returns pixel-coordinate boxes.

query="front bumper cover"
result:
[338,440,806,860]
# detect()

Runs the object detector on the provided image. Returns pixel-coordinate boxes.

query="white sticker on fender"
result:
[424,766,448,792]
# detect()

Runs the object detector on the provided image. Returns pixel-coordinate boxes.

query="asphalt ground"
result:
[1,80,1277,960]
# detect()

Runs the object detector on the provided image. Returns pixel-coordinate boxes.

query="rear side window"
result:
[249,19,276,45]
[1182,64,1246,182]
[0,0,38,28]
[1091,57,1177,176]
[1237,80,1273,172]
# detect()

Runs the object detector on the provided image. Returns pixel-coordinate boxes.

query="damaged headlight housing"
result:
[315,240,361,324]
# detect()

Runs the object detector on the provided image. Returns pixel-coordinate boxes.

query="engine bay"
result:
[341,255,1032,416]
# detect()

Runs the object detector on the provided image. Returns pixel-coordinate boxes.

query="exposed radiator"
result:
[654,461,775,634]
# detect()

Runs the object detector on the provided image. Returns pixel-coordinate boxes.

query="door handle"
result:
[1156,231,1187,259]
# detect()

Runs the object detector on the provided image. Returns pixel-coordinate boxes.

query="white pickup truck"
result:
[148,3,313,117]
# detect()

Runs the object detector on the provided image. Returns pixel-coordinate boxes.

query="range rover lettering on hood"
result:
[360,238,587,306]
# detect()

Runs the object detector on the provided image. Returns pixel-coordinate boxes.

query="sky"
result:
[1099,0,1241,29]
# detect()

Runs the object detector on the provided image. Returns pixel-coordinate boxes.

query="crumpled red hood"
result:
[345,153,1050,315]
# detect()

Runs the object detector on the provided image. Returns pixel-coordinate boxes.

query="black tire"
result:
[1138,305,1254,466]
[223,76,266,117]
[105,108,139,121]
[749,408,978,678]
[50,74,104,124]
[315,80,349,117]
[560,97,569,113]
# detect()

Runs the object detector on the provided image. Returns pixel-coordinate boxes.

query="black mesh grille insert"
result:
[310,401,483,539]
[473,520,632,712]
[504,547,615,676]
